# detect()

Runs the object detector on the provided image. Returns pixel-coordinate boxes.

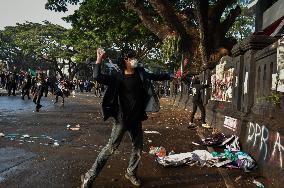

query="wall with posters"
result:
[211,56,234,102]
[277,36,284,92]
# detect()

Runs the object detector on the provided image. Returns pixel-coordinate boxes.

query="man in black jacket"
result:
[188,77,210,128]
[81,48,172,188]
[32,73,46,112]
[21,73,32,100]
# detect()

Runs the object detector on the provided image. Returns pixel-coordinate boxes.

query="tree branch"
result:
[125,0,172,40]
[148,0,188,37]
[219,5,241,36]
[209,0,237,24]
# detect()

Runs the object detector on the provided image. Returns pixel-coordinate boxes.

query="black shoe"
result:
[81,174,93,188]
[35,108,39,112]
[125,173,141,187]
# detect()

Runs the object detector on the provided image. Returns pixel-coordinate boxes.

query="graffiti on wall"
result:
[244,72,248,94]
[211,56,234,102]
[277,36,284,92]
[247,122,284,168]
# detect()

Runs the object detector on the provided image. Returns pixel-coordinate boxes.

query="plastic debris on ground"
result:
[151,134,256,172]
[194,133,240,149]
[67,124,80,131]
[0,133,5,137]
[253,180,265,188]
[22,134,30,138]
[53,142,60,147]
[156,150,218,167]
[149,146,167,157]
[144,131,161,134]
[3,133,61,147]
[191,142,200,146]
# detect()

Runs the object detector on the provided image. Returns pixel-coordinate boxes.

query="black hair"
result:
[117,48,136,70]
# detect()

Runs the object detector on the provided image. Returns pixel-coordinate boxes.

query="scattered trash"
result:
[149,146,167,157]
[22,134,30,138]
[148,140,152,143]
[253,180,265,188]
[192,142,200,146]
[156,150,216,167]
[144,131,161,134]
[235,175,242,182]
[0,133,5,137]
[212,149,256,172]
[151,143,256,172]
[192,133,240,151]
[168,150,175,155]
[67,124,80,131]
[3,133,61,147]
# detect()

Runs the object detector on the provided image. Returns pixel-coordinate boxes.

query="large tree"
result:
[0,22,90,79]
[46,0,242,73]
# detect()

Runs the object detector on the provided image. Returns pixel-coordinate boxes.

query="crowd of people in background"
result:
[0,70,106,111]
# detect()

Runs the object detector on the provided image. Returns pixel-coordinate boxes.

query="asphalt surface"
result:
[0,92,263,188]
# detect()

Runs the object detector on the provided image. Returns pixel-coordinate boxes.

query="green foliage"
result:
[45,0,80,12]
[0,22,79,76]
[226,0,254,41]
[62,0,159,60]
[257,91,282,107]
[161,36,181,62]
[264,91,282,106]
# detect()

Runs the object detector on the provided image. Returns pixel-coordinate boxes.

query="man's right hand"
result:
[96,48,106,64]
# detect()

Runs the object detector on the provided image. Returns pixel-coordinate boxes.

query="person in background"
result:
[7,72,17,96]
[32,73,46,112]
[188,77,210,129]
[21,73,32,100]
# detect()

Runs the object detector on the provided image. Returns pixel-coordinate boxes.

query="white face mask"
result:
[130,59,138,68]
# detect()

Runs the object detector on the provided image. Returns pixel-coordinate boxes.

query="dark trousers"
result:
[190,102,206,124]
[22,86,31,99]
[33,94,42,109]
[84,118,143,181]
[7,84,16,96]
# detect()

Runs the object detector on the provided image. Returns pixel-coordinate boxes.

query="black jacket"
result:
[94,64,171,121]
[192,83,209,103]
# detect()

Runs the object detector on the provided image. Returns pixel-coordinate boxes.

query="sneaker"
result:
[202,123,211,128]
[125,173,141,187]
[81,174,93,188]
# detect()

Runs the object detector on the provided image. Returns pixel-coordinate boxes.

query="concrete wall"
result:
[170,35,284,187]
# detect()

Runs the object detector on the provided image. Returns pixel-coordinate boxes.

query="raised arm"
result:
[93,48,112,85]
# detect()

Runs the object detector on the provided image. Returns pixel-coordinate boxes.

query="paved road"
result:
[0,93,260,188]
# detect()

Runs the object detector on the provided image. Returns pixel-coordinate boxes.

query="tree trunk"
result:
[194,0,210,69]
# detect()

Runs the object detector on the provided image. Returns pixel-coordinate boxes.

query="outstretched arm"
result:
[144,69,172,81]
